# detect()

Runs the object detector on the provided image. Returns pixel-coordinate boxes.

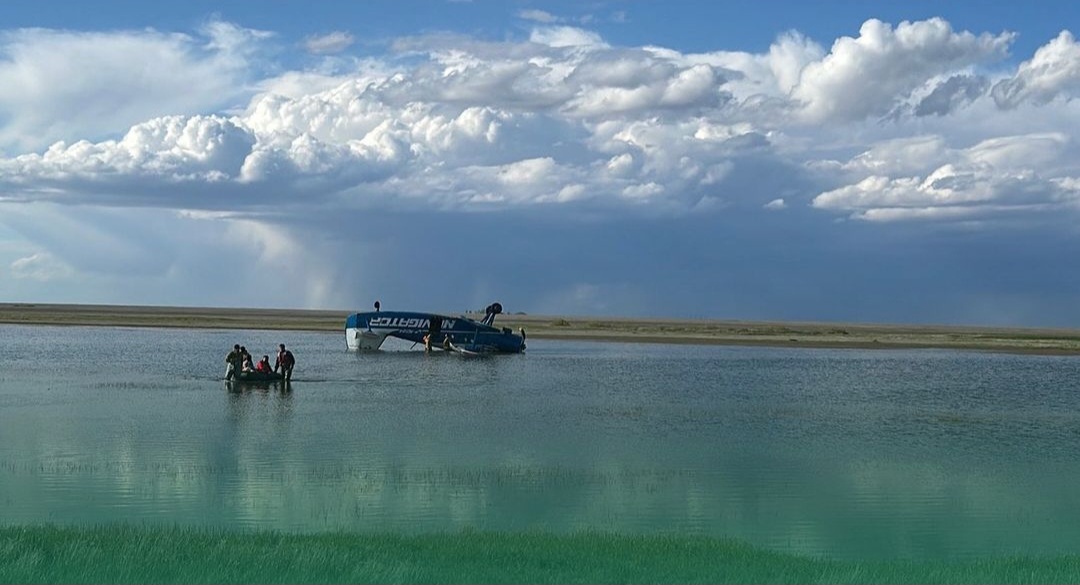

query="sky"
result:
[2,1,1080,326]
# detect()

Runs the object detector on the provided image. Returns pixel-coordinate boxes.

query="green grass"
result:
[3,525,1080,583]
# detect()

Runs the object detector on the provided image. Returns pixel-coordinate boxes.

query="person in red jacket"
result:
[255,355,273,374]
[275,344,296,381]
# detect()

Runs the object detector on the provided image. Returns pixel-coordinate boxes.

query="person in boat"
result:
[241,354,255,374]
[224,344,242,380]
[442,334,452,351]
[275,344,295,381]
[255,355,273,374]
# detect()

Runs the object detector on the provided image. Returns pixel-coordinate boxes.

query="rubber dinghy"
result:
[345,302,526,354]
[229,371,286,382]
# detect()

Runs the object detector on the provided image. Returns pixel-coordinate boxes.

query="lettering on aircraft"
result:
[368,317,456,330]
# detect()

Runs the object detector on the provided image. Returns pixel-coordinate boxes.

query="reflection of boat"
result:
[345,302,526,354]
[225,379,291,393]
[228,371,286,382]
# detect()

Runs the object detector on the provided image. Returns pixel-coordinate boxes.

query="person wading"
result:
[224,344,242,380]
[275,344,296,381]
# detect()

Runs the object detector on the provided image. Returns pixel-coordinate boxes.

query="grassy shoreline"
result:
[4,525,1080,584]
[2,302,1080,355]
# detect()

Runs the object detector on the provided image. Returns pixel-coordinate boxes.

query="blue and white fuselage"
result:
[345,309,525,353]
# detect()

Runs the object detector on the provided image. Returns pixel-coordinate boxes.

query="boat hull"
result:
[228,371,286,382]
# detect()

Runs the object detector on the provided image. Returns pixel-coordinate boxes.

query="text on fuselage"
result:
[368,317,456,330]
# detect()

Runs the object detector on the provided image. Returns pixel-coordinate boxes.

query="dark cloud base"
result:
[303,208,1080,328]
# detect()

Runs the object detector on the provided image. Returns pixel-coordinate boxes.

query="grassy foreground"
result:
[3,526,1080,584]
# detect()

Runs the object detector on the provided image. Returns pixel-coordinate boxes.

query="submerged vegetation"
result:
[4,525,1080,584]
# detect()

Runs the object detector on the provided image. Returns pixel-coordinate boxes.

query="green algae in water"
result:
[5,525,1080,584]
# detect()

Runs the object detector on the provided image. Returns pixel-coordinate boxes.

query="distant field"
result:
[2,302,1080,354]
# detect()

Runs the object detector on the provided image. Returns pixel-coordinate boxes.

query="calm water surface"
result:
[2,324,1080,559]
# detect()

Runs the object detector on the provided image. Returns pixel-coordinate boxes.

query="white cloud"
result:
[0,21,269,153]
[841,135,950,176]
[812,133,1078,221]
[791,18,1012,123]
[253,71,363,100]
[966,132,1069,169]
[606,153,635,176]
[518,10,559,24]
[202,19,274,54]
[304,31,355,55]
[3,17,1080,315]
[0,17,1074,226]
[529,26,607,49]
[451,157,585,205]
[496,157,556,185]
[993,31,1080,108]
[0,25,758,214]
[683,31,824,102]
[768,31,825,94]
[0,115,257,205]
[622,182,664,199]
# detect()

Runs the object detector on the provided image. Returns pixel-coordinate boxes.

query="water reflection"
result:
[224,380,294,425]
[3,325,1080,560]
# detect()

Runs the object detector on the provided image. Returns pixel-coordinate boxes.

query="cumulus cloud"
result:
[0,16,1076,226]
[682,30,824,102]
[812,133,1079,221]
[992,30,1080,108]
[0,24,765,214]
[0,20,269,153]
[791,18,1012,123]
[2,16,1080,320]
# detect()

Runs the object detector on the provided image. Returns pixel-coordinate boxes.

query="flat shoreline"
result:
[2,302,1080,355]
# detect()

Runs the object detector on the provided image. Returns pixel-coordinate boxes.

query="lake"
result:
[2,323,1079,560]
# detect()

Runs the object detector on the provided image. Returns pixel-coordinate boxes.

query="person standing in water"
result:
[275,344,296,381]
[224,344,241,380]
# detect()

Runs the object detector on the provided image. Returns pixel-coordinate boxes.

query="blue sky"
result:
[2,1,1080,326]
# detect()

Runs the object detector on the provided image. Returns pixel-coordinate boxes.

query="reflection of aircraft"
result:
[345,302,526,354]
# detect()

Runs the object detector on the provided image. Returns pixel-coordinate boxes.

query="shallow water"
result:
[2,324,1080,559]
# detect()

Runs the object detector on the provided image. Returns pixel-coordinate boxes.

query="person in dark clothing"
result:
[224,344,241,379]
[275,344,296,381]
